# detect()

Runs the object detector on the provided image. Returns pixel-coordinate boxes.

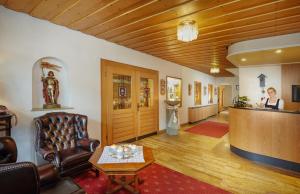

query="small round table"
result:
[89,146,154,194]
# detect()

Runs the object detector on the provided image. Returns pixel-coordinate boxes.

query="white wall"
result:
[0,6,217,162]
[239,65,282,105]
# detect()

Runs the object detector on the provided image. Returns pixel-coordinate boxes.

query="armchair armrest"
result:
[77,138,100,152]
[38,147,56,162]
[38,163,59,187]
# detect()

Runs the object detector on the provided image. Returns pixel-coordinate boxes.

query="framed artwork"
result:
[208,84,213,104]
[160,79,166,95]
[194,81,202,105]
[188,84,192,96]
[214,87,218,96]
[118,87,127,97]
[166,76,182,106]
[203,86,207,96]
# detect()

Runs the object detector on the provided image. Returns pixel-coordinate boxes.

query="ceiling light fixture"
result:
[241,58,247,62]
[210,65,220,74]
[275,49,282,54]
[177,20,198,42]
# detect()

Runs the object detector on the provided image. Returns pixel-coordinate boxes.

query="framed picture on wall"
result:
[214,87,218,96]
[194,81,202,105]
[188,84,192,96]
[160,79,166,95]
[208,84,213,104]
[118,87,127,97]
[166,76,182,107]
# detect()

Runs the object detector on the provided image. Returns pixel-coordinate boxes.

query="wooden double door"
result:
[101,59,158,145]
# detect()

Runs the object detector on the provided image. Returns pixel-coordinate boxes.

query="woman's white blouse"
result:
[261,98,284,110]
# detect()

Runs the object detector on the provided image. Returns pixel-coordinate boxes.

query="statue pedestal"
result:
[43,104,61,109]
[166,106,179,135]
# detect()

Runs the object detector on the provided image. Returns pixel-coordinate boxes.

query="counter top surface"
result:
[229,106,300,114]
[189,104,217,109]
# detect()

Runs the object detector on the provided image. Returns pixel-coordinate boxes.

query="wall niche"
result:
[32,57,72,111]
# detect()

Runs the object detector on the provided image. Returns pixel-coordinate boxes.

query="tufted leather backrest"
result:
[35,112,89,152]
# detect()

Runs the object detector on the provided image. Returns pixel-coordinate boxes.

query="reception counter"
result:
[229,107,300,171]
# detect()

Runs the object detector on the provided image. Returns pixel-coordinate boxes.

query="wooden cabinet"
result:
[0,114,12,136]
[188,104,218,123]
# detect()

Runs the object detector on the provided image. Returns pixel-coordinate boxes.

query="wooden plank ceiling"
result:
[1,0,300,77]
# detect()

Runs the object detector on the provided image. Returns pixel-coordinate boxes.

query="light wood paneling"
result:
[52,0,116,26]
[86,0,192,36]
[229,107,300,163]
[282,63,300,111]
[30,0,79,20]
[69,0,151,31]
[2,0,300,76]
[188,104,218,123]
[4,0,42,12]
[107,60,138,144]
[137,70,159,136]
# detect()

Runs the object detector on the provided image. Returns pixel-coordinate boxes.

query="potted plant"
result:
[234,96,251,108]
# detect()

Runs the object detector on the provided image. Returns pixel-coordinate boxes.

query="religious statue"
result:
[41,62,61,109]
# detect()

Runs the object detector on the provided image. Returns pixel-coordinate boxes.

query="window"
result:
[139,77,154,107]
[113,74,132,110]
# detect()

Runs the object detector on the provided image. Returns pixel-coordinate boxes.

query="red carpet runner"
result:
[74,163,230,194]
[185,121,229,138]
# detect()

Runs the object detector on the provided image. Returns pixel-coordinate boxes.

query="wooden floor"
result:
[135,111,300,194]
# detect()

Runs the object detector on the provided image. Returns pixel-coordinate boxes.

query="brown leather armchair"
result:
[34,112,100,176]
[0,136,85,194]
[0,162,86,194]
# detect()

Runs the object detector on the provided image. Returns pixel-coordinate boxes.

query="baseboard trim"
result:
[180,122,189,127]
[157,129,166,134]
[230,145,300,172]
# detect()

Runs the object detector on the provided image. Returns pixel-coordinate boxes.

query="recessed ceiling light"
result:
[241,58,247,62]
[275,49,282,54]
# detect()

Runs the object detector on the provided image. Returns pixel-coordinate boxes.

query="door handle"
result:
[137,103,140,111]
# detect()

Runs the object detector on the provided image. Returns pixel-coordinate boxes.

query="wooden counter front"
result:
[229,107,300,165]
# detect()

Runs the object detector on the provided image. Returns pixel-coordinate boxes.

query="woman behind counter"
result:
[261,87,284,110]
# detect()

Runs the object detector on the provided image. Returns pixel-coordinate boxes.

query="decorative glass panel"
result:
[113,74,131,110]
[139,78,153,108]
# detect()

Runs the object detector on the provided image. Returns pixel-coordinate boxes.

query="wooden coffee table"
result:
[89,146,154,194]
